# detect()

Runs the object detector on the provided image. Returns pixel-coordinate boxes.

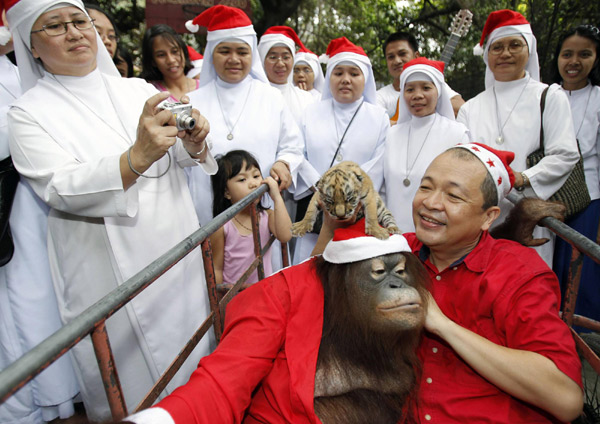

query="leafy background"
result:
[91,0,600,100]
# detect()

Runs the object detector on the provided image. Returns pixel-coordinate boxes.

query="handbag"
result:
[526,86,590,219]
[0,156,19,267]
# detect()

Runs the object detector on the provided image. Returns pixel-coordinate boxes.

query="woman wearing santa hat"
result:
[293,45,325,100]
[6,0,217,420]
[185,5,304,229]
[457,9,580,266]
[383,57,469,233]
[292,36,389,264]
[257,25,315,125]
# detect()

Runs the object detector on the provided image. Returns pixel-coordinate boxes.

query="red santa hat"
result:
[0,0,17,46]
[185,4,252,34]
[186,45,203,78]
[453,143,515,205]
[473,9,530,55]
[320,37,377,104]
[322,218,411,264]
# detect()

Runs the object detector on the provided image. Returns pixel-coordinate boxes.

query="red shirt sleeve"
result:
[156,273,291,423]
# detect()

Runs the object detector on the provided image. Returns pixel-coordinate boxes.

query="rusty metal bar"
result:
[0,184,269,405]
[572,329,600,375]
[572,315,600,333]
[561,247,585,327]
[135,313,215,412]
[91,322,127,420]
[250,205,265,281]
[201,238,223,342]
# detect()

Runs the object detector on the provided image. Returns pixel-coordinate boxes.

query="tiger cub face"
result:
[317,163,367,222]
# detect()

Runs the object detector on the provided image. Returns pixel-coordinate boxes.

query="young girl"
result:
[210,150,292,285]
[383,57,469,232]
[551,24,600,325]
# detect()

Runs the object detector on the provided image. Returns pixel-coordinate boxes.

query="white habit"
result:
[457,74,580,266]
[383,113,469,232]
[293,97,389,263]
[271,81,315,126]
[8,70,216,422]
[187,76,304,226]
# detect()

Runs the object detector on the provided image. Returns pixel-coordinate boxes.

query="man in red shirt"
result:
[124,144,582,423]
[407,144,582,423]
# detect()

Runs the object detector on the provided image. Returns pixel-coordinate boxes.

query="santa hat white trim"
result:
[323,231,411,264]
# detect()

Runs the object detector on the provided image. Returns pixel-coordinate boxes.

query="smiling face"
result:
[385,40,418,81]
[487,35,529,82]
[403,80,438,117]
[87,8,116,57]
[152,35,185,82]
[558,34,598,91]
[412,151,499,266]
[330,64,365,103]
[30,6,98,77]
[212,41,252,84]
[263,45,293,85]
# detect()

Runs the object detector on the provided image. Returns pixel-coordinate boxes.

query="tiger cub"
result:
[292,161,400,240]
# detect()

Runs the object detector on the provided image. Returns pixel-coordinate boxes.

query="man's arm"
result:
[424,292,583,422]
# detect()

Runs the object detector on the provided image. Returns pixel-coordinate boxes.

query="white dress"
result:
[293,97,389,263]
[383,113,469,232]
[0,55,79,424]
[457,74,580,266]
[271,82,315,126]
[187,76,304,226]
[8,70,216,422]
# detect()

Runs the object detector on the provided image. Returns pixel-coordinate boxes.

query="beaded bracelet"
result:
[127,146,171,179]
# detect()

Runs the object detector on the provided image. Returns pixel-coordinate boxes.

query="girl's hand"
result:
[262,176,281,199]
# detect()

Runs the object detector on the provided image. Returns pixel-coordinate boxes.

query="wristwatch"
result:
[516,172,529,191]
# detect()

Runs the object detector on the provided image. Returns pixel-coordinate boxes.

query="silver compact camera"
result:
[160,102,196,131]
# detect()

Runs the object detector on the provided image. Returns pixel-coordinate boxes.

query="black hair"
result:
[383,31,419,56]
[139,24,193,82]
[552,24,600,86]
[211,150,267,217]
[114,43,134,77]
[84,3,119,37]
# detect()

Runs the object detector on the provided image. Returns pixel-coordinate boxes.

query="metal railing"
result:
[0,190,598,421]
[0,183,283,421]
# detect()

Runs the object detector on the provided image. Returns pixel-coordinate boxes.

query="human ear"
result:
[224,188,231,200]
[481,206,501,231]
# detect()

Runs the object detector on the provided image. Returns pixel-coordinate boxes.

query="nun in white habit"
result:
[383,57,469,232]
[457,9,579,266]
[185,5,304,227]
[6,0,217,420]
[294,46,325,101]
[257,25,315,126]
[293,37,389,264]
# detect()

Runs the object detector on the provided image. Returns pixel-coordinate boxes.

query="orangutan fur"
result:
[490,198,566,246]
[312,253,430,424]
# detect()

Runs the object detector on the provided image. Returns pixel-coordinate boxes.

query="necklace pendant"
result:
[336,153,343,162]
[496,136,503,145]
[403,178,411,187]
[227,133,234,141]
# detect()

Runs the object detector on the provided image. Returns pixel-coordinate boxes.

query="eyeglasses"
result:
[488,41,526,55]
[266,54,293,64]
[103,33,119,43]
[31,18,95,37]
[293,67,314,74]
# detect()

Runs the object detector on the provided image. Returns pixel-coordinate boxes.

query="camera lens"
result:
[178,115,196,130]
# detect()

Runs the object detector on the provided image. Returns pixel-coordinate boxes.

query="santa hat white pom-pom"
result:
[473,43,484,56]
[318,53,329,64]
[185,20,199,33]
[0,27,11,46]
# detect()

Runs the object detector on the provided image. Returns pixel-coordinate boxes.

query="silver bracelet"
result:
[184,140,207,157]
[127,146,171,179]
